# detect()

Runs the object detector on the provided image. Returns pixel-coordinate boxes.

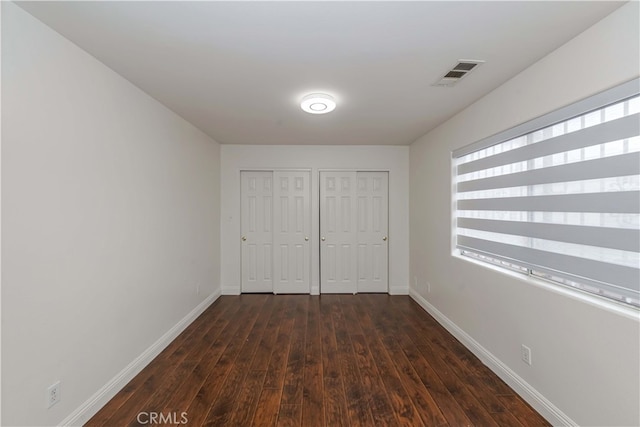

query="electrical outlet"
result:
[427,281,431,293]
[521,345,532,366]
[196,283,200,295]
[47,381,61,408]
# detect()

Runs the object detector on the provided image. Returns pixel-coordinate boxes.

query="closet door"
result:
[356,172,389,292]
[241,171,273,292]
[320,171,358,293]
[273,171,311,294]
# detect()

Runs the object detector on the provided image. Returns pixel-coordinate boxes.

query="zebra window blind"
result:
[453,78,640,307]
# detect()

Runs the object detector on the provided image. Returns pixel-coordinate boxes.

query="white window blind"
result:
[453,78,640,308]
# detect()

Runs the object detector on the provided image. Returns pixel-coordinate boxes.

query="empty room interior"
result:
[2,1,640,426]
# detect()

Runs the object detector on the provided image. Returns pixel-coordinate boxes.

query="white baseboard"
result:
[389,284,409,295]
[59,290,221,426]
[409,289,576,427]
[224,285,396,296]
[221,284,241,295]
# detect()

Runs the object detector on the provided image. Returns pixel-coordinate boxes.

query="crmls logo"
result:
[136,412,188,425]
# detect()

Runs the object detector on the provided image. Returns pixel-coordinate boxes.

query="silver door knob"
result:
[383,236,387,241]
[321,237,326,241]
[305,237,309,241]
[241,236,247,241]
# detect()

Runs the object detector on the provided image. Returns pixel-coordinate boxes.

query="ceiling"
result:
[17,1,625,146]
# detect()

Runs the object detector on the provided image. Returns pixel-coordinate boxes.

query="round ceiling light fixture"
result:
[300,93,336,114]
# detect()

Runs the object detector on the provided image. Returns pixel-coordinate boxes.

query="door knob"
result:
[383,236,387,241]
[241,236,247,241]
[321,236,326,241]
[305,236,309,241]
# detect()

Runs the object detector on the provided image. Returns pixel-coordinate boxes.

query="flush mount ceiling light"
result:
[300,93,336,114]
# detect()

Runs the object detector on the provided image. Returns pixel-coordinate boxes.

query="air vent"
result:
[433,59,485,87]
[444,71,466,79]
[453,62,478,71]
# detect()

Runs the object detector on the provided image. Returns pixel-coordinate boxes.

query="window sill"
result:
[452,250,640,321]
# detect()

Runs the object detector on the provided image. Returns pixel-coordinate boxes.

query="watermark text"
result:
[136,411,188,425]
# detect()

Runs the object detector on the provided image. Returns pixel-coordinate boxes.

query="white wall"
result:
[221,145,409,295]
[2,3,221,426]
[409,3,639,426]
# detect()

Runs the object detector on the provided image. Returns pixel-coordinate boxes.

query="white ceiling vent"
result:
[432,59,485,87]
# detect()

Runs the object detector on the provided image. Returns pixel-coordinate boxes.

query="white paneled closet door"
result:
[320,171,358,293]
[356,172,389,292]
[273,171,311,294]
[241,171,273,292]
[320,171,389,294]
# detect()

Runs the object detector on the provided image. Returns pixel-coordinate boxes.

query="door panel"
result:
[320,171,388,294]
[273,171,310,293]
[356,172,389,292]
[241,171,273,292]
[320,171,358,293]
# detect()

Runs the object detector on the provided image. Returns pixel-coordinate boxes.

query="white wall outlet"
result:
[46,381,61,408]
[427,281,431,293]
[521,344,532,366]
[196,283,200,295]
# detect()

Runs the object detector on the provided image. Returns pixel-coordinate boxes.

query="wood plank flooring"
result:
[86,295,550,426]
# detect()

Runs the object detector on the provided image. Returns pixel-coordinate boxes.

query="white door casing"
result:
[356,172,389,292]
[241,171,273,292]
[320,171,358,294]
[273,171,311,294]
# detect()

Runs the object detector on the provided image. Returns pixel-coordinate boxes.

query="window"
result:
[453,79,640,308]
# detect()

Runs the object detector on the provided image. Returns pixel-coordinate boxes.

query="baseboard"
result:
[59,290,221,426]
[408,289,577,427]
[389,284,409,295]
[221,284,241,295]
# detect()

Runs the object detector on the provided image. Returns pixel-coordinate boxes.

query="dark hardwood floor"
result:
[86,294,550,426]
